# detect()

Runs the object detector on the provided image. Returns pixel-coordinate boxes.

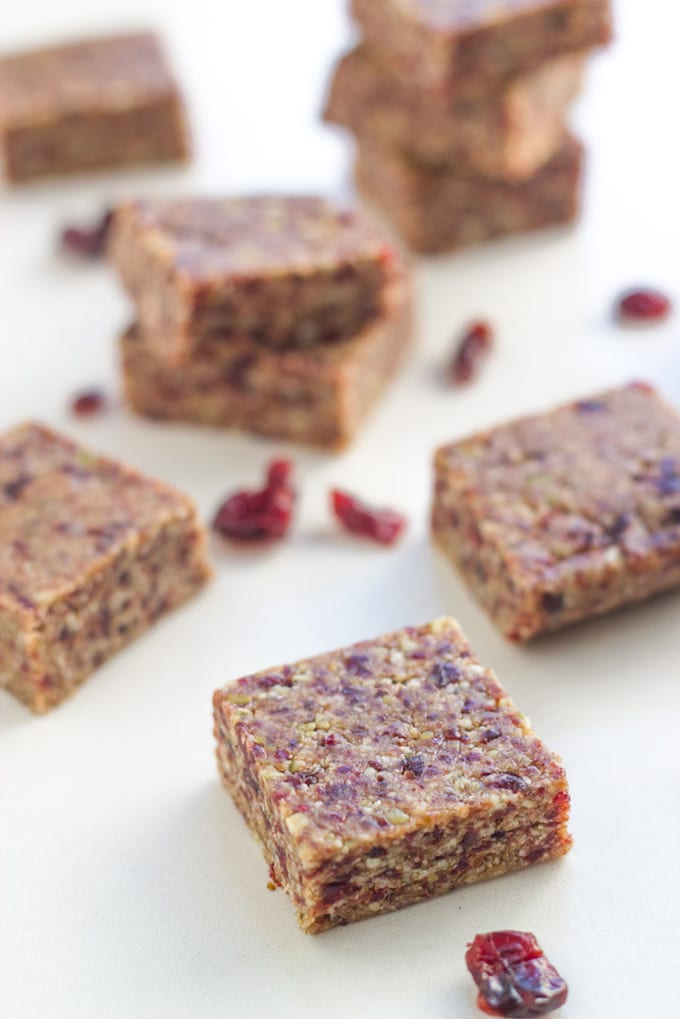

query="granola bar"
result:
[213,617,572,933]
[0,32,189,183]
[432,382,680,640]
[108,196,397,364]
[325,45,585,180]
[0,422,210,713]
[355,135,583,253]
[120,273,412,449]
[351,0,611,97]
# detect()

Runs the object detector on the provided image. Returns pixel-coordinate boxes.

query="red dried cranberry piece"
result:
[486,773,530,793]
[575,399,606,413]
[450,320,494,384]
[344,653,372,676]
[60,210,113,258]
[656,456,680,495]
[540,592,564,614]
[401,753,425,778]
[628,379,656,395]
[378,244,397,267]
[213,459,295,543]
[70,389,108,417]
[3,474,32,500]
[466,932,568,1018]
[480,727,502,744]
[467,931,543,976]
[616,287,671,323]
[330,489,406,546]
[552,790,570,823]
[267,458,294,491]
[432,661,462,687]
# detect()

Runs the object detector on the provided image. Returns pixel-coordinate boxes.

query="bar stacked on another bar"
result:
[109,196,412,448]
[213,617,572,933]
[324,0,612,253]
[0,32,189,184]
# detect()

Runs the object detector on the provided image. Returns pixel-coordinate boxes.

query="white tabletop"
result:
[1,1,679,1017]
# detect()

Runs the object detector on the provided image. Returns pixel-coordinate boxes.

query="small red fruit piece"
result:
[331,489,406,546]
[466,932,568,1018]
[213,459,295,543]
[377,242,397,268]
[451,320,494,384]
[617,287,671,323]
[61,210,113,258]
[466,931,543,977]
[70,389,108,417]
[267,458,294,491]
[628,379,656,395]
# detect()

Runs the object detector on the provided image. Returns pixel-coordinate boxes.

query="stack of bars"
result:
[109,196,412,450]
[324,0,613,254]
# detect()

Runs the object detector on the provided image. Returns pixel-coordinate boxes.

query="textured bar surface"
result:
[0,33,189,183]
[351,0,611,96]
[109,196,397,364]
[121,274,412,449]
[0,423,210,713]
[432,383,680,641]
[356,135,582,253]
[325,45,584,179]
[213,617,572,933]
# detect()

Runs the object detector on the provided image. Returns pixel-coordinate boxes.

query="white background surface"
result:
[1,1,679,1016]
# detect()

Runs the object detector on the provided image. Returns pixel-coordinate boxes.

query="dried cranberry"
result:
[330,489,406,546]
[486,773,529,793]
[552,790,570,819]
[480,727,502,744]
[628,379,656,395]
[443,726,468,742]
[616,287,671,323]
[3,474,32,500]
[607,513,632,540]
[375,242,397,268]
[656,457,680,495]
[540,592,564,614]
[401,753,425,778]
[344,653,372,676]
[60,210,113,258]
[267,458,293,490]
[450,320,494,384]
[70,388,108,417]
[575,399,606,413]
[467,931,542,975]
[432,661,462,687]
[466,931,568,1017]
[213,458,295,542]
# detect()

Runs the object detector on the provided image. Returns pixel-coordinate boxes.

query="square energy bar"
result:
[356,135,583,253]
[351,0,611,96]
[108,196,398,365]
[120,273,412,449]
[432,382,680,641]
[213,617,572,933]
[0,32,189,184]
[325,45,585,180]
[0,422,211,713]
